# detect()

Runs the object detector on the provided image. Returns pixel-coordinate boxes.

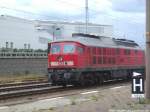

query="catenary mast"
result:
[146,0,150,98]
[85,0,89,34]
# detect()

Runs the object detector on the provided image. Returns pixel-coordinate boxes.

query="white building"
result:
[35,20,113,40]
[0,15,50,49]
[0,15,113,49]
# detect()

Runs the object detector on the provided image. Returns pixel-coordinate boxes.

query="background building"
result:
[35,20,113,40]
[0,15,113,49]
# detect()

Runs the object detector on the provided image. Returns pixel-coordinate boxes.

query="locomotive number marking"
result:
[51,61,74,66]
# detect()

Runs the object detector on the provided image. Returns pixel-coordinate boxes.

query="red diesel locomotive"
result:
[48,33,145,86]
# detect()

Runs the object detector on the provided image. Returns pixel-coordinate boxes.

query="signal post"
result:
[146,0,150,98]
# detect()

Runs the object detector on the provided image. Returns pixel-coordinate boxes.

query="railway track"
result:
[0,81,54,100]
[0,80,48,88]
[0,82,51,92]
[0,86,67,100]
[0,79,130,100]
[0,80,131,100]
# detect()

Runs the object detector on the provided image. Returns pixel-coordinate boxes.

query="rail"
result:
[0,79,129,100]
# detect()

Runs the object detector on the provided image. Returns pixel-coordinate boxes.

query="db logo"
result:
[58,62,64,65]
[57,56,63,62]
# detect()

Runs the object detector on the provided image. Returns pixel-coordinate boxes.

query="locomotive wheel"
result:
[79,73,102,86]
[79,75,86,86]
[62,83,67,87]
[94,73,103,85]
[89,74,96,86]
[99,76,104,85]
[98,75,104,85]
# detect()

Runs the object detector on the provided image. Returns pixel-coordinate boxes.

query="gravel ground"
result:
[35,85,150,112]
[0,83,150,112]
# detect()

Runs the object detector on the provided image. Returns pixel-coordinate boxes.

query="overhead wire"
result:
[0,0,122,22]
[54,0,121,21]
[0,6,73,21]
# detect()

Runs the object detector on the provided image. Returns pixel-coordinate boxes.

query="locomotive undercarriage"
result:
[48,69,78,86]
[48,67,145,87]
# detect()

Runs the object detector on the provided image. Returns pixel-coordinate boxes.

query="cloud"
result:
[89,0,112,12]
[0,0,17,8]
[111,0,145,12]
[0,0,113,18]
[16,0,31,6]
[0,0,146,47]
[29,0,84,15]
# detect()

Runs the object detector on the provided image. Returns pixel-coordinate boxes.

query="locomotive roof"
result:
[52,33,141,50]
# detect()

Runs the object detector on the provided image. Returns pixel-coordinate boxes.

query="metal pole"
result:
[146,0,150,98]
[10,42,13,49]
[85,0,89,34]
[52,25,55,41]
[6,42,8,49]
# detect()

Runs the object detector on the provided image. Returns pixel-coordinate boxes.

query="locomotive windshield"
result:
[50,43,75,54]
[63,44,75,53]
[51,45,61,54]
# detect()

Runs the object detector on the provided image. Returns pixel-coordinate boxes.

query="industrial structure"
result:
[0,15,113,50]
[35,20,113,40]
[0,15,50,49]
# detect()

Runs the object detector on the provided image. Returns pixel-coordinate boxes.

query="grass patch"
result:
[138,98,146,104]
[126,102,132,106]
[137,98,150,104]
[114,98,120,103]
[91,95,99,101]
[126,102,136,109]
[129,103,135,109]
[70,98,77,105]
[0,74,47,84]
[33,107,55,112]
[49,107,54,111]
[35,109,46,112]
[126,99,150,109]
[71,100,76,105]
[111,104,116,108]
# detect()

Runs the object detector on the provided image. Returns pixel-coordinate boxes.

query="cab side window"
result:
[48,44,51,54]
[77,47,84,54]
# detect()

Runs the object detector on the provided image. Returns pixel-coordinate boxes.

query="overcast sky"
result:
[0,0,146,48]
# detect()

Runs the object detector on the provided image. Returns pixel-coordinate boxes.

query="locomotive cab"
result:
[48,41,85,86]
[48,41,85,68]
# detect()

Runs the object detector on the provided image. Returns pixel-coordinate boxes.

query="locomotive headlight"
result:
[67,61,74,66]
[50,62,58,66]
